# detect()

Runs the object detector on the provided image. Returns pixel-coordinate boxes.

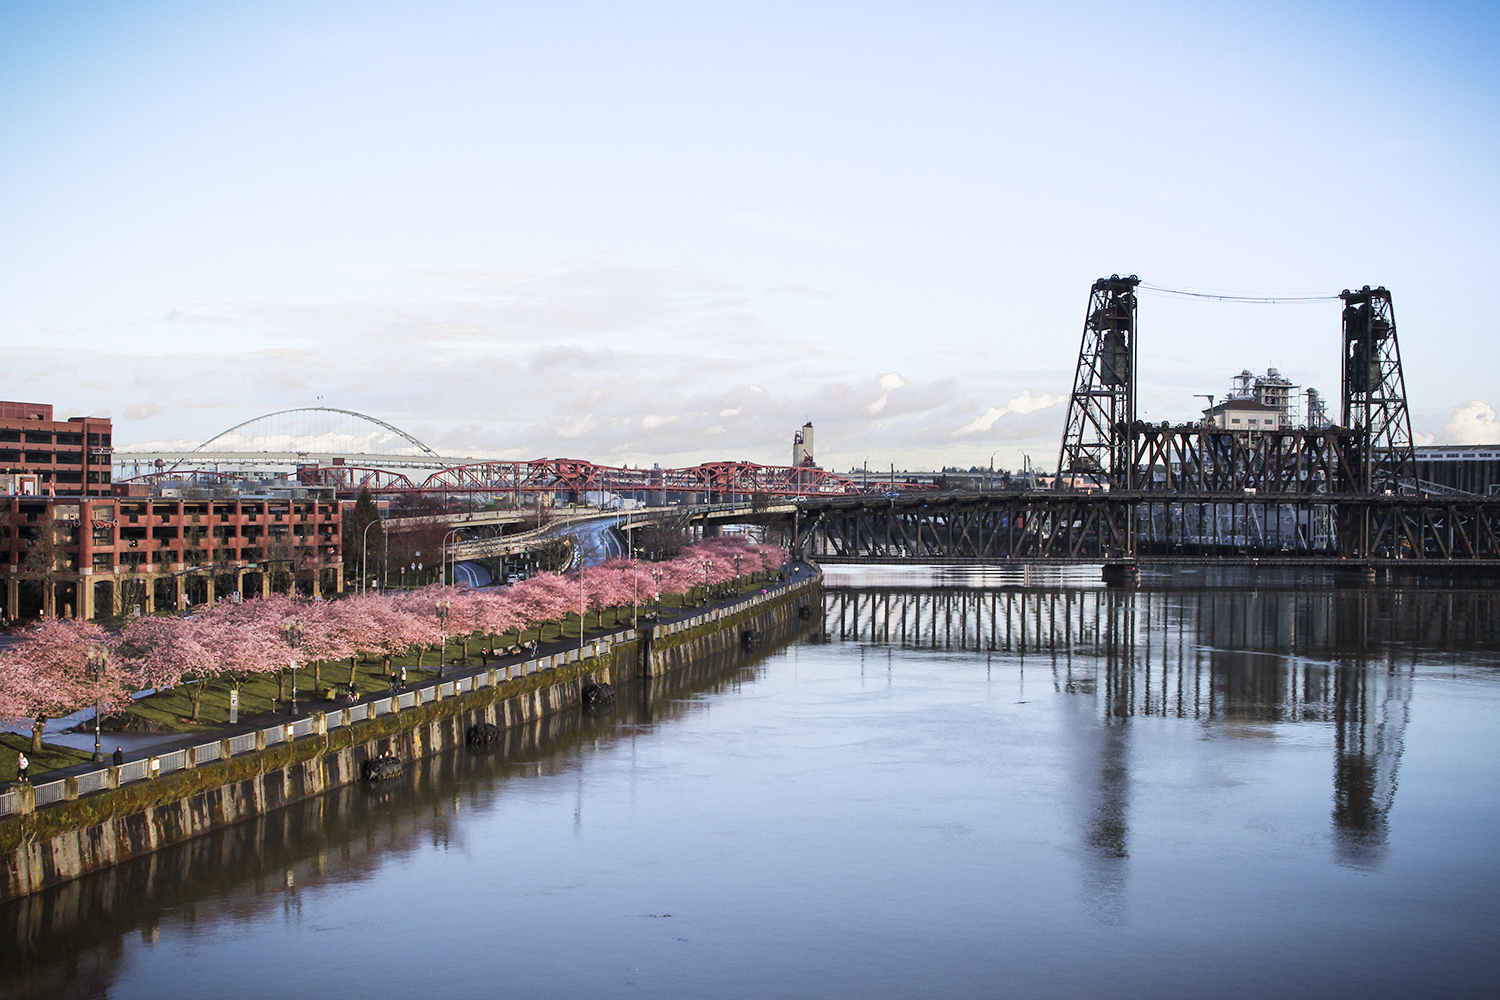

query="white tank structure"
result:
[792,422,815,467]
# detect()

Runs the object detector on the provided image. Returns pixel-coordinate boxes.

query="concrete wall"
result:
[0,572,820,902]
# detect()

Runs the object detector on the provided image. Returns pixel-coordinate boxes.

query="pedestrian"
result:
[112,747,125,767]
[399,665,408,691]
[388,667,399,693]
[16,751,28,784]
[346,682,358,704]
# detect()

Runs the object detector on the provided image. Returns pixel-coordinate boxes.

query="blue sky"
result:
[1,1,1496,469]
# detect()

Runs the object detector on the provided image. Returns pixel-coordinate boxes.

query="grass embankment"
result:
[0,733,93,783]
[106,577,772,740]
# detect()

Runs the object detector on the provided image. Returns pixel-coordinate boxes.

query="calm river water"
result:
[4,568,1499,1000]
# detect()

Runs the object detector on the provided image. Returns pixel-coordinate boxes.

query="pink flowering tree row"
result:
[0,536,787,749]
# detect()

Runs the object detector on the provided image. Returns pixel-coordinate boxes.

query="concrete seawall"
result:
[0,573,821,903]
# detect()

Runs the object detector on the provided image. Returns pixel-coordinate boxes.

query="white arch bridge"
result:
[115,407,466,476]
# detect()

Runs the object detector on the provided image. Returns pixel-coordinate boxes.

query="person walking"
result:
[388,666,399,694]
[112,747,125,766]
[399,665,408,691]
[16,751,29,784]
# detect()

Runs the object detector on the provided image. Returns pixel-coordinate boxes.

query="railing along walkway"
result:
[1,569,818,819]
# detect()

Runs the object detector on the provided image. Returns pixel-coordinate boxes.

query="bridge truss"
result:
[795,492,1500,565]
[289,458,929,499]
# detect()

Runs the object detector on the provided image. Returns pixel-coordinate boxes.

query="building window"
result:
[23,432,52,444]
[1230,419,1242,425]
[24,451,51,463]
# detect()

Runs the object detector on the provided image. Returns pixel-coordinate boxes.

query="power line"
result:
[1136,281,1340,304]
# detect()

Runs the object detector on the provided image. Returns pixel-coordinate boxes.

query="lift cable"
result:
[1136,281,1341,304]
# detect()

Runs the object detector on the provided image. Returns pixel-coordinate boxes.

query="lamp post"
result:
[87,644,105,762]
[734,553,743,594]
[435,598,451,677]
[442,528,462,587]
[284,619,303,717]
[361,518,382,594]
[628,516,638,627]
[651,566,663,617]
[701,558,713,605]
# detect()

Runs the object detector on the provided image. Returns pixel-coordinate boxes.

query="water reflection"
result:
[0,645,786,1000]
[819,579,1487,873]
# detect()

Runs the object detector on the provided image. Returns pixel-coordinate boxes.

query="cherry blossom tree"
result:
[203,594,301,702]
[0,619,129,752]
[120,613,222,722]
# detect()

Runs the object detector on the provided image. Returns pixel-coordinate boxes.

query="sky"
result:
[1,0,1497,472]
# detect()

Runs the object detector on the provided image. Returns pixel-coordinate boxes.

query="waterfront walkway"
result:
[2,562,818,804]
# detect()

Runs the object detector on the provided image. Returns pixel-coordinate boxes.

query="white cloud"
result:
[641,414,679,431]
[555,414,600,439]
[953,390,1065,436]
[1438,400,1500,445]
[866,372,909,415]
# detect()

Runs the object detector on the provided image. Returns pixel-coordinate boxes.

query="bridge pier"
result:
[1101,563,1141,587]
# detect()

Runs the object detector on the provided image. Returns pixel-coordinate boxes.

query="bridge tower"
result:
[1340,286,1415,492]
[1057,275,1140,489]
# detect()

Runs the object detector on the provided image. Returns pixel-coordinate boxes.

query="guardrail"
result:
[0,573,817,819]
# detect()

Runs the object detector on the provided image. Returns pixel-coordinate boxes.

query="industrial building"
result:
[1415,445,1500,496]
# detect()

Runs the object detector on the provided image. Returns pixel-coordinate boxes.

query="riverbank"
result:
[0,567,822,902]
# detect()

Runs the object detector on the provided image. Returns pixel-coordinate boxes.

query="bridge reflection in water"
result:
[820,573,1495,873]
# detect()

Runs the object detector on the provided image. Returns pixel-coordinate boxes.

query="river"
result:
[3,567,1497,999]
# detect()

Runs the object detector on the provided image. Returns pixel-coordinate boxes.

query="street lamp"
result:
[701,558,713,604]
[361,518,382,594]
[284,619,303,717]
[442,528,462,587]
[651,565,664,617]
[87,644,106,762]
[733,553,743,593]
[435,598,451,677]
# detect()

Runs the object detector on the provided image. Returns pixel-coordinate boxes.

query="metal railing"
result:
[0,571,818,818]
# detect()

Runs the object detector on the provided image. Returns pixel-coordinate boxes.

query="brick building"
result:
[2,493,343,622]
[0,400,113,497]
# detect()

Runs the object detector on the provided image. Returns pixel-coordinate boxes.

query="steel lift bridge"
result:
[797,277,1500,570]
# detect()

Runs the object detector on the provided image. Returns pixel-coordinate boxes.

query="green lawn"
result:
[1,732,94,783]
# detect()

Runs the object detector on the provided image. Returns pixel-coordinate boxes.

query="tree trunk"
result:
[348,655,358,686]
[31,718,46,754]
[415,647,424,669]
[190,681,204,722]
[276,670,286,701]
[313,660,321,688]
